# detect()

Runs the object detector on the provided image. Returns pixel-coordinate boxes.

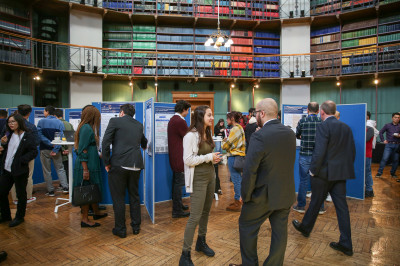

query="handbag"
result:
[72,180,101,206]
[233,156,246,172]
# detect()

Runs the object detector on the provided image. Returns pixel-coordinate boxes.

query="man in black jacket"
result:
[292,100,356,256]
[233,98,296,266]
[102,104,147,238]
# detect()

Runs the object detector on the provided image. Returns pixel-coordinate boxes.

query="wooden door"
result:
[172,91,215,115]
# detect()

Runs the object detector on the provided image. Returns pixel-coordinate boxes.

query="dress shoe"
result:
[172,212,190,218]
[228,264,242,266]
[329,242,353,256]
[292,220,309,237]
[93,213,108,220]
[9,218,24,228]
[112,228,127,238]
[195,235,215,257]
[182,205,189,211]
[0,251,7,263]
[133,228,140,235]
[81,221,101,228]
[179,250,194,266]
[226,200,242,212]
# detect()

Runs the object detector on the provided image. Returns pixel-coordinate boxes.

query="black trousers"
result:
[0,170,28,220]
[63,160,69,184]
[214,164,221,193]
[301,177,352,250]
[172,171,185,214]
[239,192,290,266]
[108,166,141,233]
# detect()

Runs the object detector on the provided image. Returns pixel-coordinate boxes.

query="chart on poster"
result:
[282,105,307,146]
[154,105,175,154]
[68,111,81,131]
[34,109,45,126]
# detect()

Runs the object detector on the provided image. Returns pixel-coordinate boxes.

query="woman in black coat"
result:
[0,113,38,227]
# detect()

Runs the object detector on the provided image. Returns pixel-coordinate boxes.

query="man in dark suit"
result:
[292,100,356,256]
[102,104,147,238]
[231,98,296,266]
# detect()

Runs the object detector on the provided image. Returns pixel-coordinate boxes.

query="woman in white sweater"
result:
[179,105,221,266]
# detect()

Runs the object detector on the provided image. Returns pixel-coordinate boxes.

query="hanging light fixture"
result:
[204,0,233,51]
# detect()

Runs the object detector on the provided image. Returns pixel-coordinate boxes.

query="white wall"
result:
[69,9,103,107]
[281,23,311,78]
[280,22,310,105]
[70,76,102,108]
[280,80,310,106]
[69,9,102,72]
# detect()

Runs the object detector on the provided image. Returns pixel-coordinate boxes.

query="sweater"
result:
[37,115,65,152]
[168,114,188,172]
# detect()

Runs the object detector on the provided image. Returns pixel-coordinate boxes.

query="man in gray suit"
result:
[102,104,147,238]
[231,98,296,266]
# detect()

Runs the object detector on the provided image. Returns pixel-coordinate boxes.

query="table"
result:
[51,141,74,213]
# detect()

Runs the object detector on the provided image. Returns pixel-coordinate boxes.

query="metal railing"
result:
[1,32,399,78]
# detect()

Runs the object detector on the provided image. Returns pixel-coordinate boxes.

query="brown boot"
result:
[226,200,242,212]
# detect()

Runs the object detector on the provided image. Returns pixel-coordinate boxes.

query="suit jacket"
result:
[1,131,38,176]
[102,115,147,169]
[310,116,356,181]
[168,114,188,173]
[241,119,296,210]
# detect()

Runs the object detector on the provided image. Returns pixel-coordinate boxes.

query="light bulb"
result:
[336,82,341,86]
[207,38,214,44]
[227,38,233,45]
[217,36,224,43]
[129,82,133,86]
[374,79,379,85]
[205,41,211,47]
[224,42,231,48]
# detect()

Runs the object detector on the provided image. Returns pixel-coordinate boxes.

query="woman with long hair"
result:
[73,105,107,227]
[222,111,246,212]
[0,114,38,227]
[179,106,221,266]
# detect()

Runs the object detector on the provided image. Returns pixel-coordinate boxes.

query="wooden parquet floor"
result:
[0,163,399,265]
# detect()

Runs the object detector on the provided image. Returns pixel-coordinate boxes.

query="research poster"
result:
[69,111,81,131]
[154,105,175,154]
[283,105,307,146]
[34,110,45,126]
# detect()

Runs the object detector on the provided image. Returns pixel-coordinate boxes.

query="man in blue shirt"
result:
[376,112,400,179]
[293,102,325,214]
[37,105,68,196]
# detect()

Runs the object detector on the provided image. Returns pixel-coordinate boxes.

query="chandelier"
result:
[204,0,233,50]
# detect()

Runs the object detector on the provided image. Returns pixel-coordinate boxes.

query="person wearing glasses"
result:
[0,114,38,227]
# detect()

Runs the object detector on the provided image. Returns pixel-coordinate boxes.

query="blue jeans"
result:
[377,143,400,175]
[297,155,324,208]
[365,157,373,192]
[214,141,222,153]
[228,156,242,200]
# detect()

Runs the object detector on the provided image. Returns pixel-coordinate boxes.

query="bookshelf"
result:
[253,31,280,77]
[378,12,400,71]
[102,0,280,20]
[310,25,341,76]
[341,18,377,74]
[310,0,383,16]
[102,22,281,78]
[0,2,31,66]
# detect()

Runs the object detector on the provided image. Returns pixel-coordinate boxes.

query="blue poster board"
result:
[93,102,145,206]
[144,98,155,223]
[153,103,191,205]
[337,104,366,200]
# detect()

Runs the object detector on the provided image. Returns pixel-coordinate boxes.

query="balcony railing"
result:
[1,31,399,79]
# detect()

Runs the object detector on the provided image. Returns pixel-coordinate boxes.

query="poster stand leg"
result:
[54,146,73,213]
